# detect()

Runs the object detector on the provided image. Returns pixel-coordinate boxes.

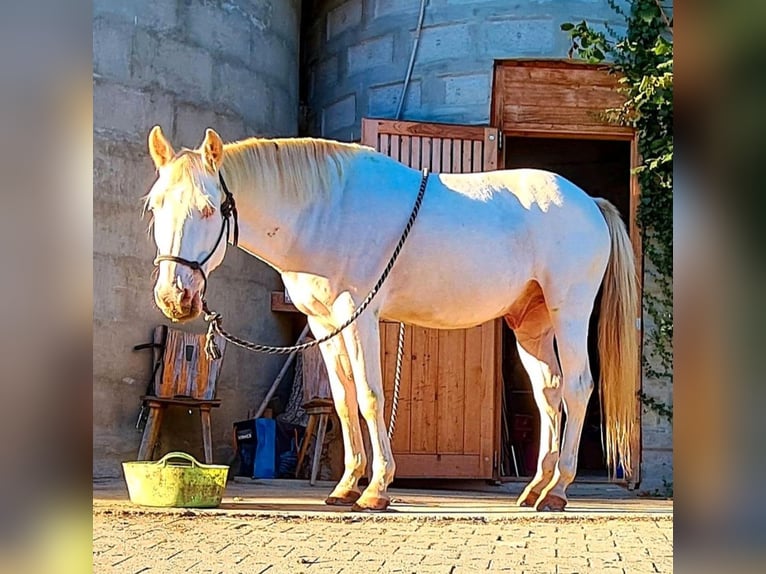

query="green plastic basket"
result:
[122,452,229,508]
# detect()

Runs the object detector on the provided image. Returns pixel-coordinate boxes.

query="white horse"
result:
[145,126,639,512]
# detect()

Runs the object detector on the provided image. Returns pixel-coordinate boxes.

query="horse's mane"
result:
[221,137,368,205]
[145,138,369,222]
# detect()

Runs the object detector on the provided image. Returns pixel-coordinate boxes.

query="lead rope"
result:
[387,321,406,440]
[203,168,429,360]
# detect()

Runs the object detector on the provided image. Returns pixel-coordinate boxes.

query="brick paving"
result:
[93,480,673,573]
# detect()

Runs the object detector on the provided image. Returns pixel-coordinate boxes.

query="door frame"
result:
[490,59,644,485]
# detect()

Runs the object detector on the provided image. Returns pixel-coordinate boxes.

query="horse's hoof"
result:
[351,497,390,512]
[517,490,540,507]
[325,491,361,506]
[536,493,567,512]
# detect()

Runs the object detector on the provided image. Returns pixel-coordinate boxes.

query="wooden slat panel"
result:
[437,329,465,454]
[463,325,483,455]
[462,138,473,173]
[409,328,438,453]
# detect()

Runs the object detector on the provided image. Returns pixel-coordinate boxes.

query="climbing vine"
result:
[562,0,673,422]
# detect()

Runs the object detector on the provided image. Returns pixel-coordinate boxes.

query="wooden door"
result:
[361,118,501,478]
[491,60,642,484]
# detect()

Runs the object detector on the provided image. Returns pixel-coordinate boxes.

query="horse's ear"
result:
[148,125,175,169]
[200,128,224,171]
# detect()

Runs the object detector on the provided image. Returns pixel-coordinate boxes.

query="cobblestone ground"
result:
[93,510,672,574]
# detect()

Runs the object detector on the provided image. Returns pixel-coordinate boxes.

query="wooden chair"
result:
[135,326,227,463]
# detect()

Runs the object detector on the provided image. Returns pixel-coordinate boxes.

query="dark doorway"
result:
[499,136,632,481]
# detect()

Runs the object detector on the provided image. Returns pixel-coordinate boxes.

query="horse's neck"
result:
[222,157,339,273]
[225,151,417,274]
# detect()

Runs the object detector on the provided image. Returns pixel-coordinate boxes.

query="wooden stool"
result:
[134,326,226,463]
[137,397,222,463]
[294,398,335,485]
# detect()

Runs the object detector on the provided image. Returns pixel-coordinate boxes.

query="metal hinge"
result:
[497,132,503,150]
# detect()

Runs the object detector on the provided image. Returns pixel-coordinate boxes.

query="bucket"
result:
[122,452,229,508]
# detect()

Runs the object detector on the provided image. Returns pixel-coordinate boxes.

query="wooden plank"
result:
[393,454,484,478]
[628,133,643,486]
[479,320,498,477]
[490,64,505,127]
[365,118,488,140]
[463,325,483,454]
[502,64,620,88]
[503,104,613,128]
[379,133,390,155]
[431,138,442,172]
[483,128,498,171]
[472,140,483,172]
[400,135,411,167]
[390,134,401,163]
[409,328,438,453]
[452,139,463,173]
[502,81,625,110]
[462,138,473,173]
[503,127,634,140]
[437,329,465,454]
[410,136,421,170]
[442,138,453,173]
[421,137,431,171]
[361,118,379,151]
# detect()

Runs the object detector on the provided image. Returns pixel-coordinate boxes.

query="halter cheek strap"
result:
[153,171,239,301]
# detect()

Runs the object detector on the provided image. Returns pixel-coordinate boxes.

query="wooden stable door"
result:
[361,119,501,479]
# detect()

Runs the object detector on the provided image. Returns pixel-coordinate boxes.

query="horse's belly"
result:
[379,273,523,330]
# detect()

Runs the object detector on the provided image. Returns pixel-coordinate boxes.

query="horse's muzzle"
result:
[154,286,202,322]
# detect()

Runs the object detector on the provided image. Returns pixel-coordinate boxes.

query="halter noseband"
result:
[153,172,239,303]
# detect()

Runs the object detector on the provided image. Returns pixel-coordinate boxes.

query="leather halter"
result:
[153,172,239,301]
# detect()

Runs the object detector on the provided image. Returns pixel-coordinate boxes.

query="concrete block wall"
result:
[303,0,629,141]
[93,0,301,477]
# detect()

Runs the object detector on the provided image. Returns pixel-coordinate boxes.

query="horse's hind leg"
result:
[511,316,563,508]
[307,316,367,505]
[535,308,595,512]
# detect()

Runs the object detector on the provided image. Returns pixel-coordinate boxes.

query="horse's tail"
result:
[594,198,640,479]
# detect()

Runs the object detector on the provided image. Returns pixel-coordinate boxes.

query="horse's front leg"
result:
[306,316,367,505]
[334,295,394,512]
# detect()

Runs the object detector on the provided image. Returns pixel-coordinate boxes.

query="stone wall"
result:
[303,0,628,140]
[93,0,302,477]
